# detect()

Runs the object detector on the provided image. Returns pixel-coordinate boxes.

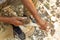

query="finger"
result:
[12,20,23,26]
[14,17,27,20]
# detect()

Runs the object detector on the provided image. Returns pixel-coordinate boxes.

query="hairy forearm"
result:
[21,0,48,30]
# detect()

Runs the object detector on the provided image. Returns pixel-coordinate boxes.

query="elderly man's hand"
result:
[9,17,27,26]
[0,17,27,26]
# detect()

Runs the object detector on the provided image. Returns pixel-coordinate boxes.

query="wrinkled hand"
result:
[6,17,27,26]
